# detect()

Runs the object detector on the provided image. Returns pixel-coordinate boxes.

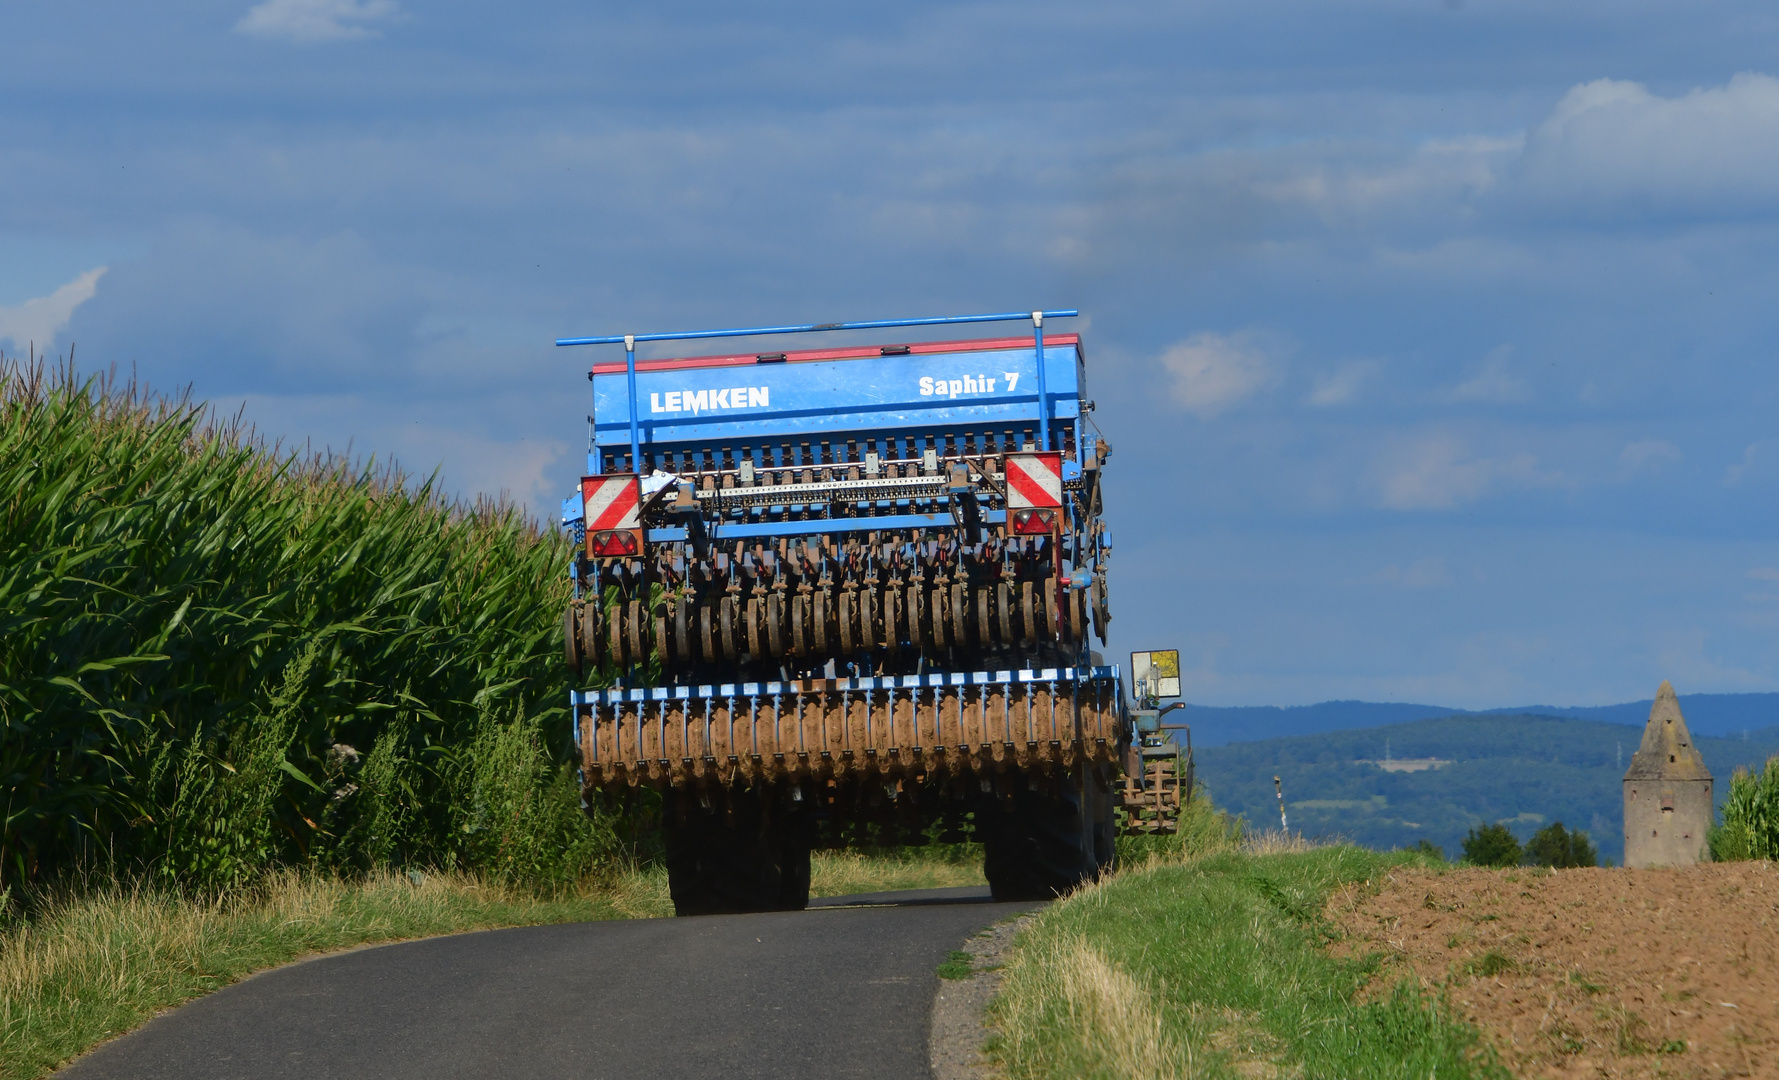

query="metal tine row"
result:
[598,423,1080,478]
[579,677,1119,788]
[569,570,1094,673]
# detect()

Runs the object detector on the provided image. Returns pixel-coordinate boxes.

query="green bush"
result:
[1459,822,1521,867]
[1522,821,1596,868]
[1710,756,1779,862]
[451,707,616,890]
[0,359,599,894]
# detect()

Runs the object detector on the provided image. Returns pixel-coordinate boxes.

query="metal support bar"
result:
[1032,311,1049,452]
[643,508,1009,542]
[623,334,641,471]
[556,309,1079,349]
[575,665,1120,705]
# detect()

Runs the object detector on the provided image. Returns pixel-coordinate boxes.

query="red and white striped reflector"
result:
[581,474,641,531]
[581,474,642,559]
[1004,452,1063,510]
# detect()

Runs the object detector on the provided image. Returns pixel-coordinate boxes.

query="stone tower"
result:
[1623,681,1713,867]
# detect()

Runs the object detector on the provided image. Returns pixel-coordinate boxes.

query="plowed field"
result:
[1331,862,1778,1079]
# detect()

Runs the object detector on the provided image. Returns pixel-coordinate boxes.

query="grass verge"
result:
[989,827,1506,1080]
[810,844,985,897]
[1,849,982,1079]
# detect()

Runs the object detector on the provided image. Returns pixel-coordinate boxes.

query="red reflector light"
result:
[590,529,639,557]
[1011,508,1058,535]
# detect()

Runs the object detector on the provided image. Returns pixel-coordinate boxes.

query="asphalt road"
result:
[64,886,1036,1080]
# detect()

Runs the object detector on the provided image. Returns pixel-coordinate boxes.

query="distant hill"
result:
[1179,693,1779,747]
[1190,714,1779,864]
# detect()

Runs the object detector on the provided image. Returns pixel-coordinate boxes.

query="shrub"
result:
[1523,821,1597,868]
[1710,756,1779,862]
[450,707,615,890]
[1460,822,1521,867]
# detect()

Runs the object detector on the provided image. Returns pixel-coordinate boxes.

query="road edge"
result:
[928,912,1035,1080]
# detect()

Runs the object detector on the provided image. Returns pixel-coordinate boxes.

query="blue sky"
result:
[5,0,1779,709]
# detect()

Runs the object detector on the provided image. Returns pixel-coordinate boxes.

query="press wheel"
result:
[747,595,766,658]
[627,598,645,664]
[674,596,692,663]
[563,602,583,675]
[609,603,626,667]
[839,589,856,654]
[790,592,809,657]
[767,592,787,657]
[863,585,881,649]
[884,585,902,653]
[813,588,829,653]
[579,601,602,671]
[721,594,739,660]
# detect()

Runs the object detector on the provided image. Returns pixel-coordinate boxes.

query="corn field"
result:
[1711,755,1779,862]
[0,358,607,895]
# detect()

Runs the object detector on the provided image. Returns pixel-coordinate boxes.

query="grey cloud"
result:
[235,0,403,44]
[1512,74,1779,217]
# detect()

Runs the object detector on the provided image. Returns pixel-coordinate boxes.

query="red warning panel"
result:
[1004,452,1063,510]
[581,474,642,557]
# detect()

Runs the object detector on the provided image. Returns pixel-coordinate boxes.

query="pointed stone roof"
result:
[1623,681,1712,782]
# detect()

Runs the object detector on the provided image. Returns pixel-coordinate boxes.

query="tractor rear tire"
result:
[663,787,812,916]
[979,774,1099,901]
[1089,766,1118,879]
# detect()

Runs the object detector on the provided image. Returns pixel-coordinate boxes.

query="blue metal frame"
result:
[586,344,1081,458]
[641,509,1010,542]
[572,665,1120,706]
[558,310,1079,475]
[556,309,1079,348]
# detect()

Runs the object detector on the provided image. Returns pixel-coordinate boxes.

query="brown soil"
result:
[1330,862,1779,1079]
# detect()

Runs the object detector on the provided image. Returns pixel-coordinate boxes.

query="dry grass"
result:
[1239,829,1327,856]
[809,848,985,897]
[994,929,1194,1080]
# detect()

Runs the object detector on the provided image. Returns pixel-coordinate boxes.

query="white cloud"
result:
[1138,72,1779,233]
[0,268,106,353]
[1723,441,1770,486]
[1379,435,1561,510]
[1651,628,1768,691]
[1156,332,1277,418]
[1747,568,1779,582]
[1515,73,1779,212]
[1618,439,1682,474]
[1306,360,1378,407]
[1369,557,1452,589]
[236,0,402,44]
[1442,345,1526,404]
